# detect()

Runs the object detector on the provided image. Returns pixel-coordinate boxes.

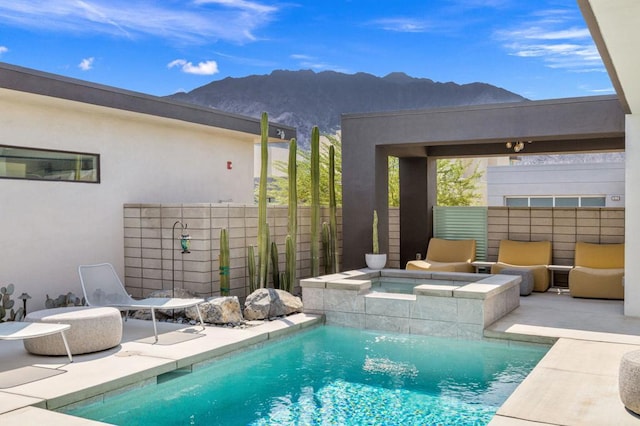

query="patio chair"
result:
[78,263,205,343]
[491,240,552,292]
[406,238,476,272]
[569,241,624,299]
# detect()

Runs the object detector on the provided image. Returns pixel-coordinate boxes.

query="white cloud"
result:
[290,54,313,61]
[0,46,7,55]
[496,9,604,73]
[168,59,219,75]
[371,18,430,33]
[0,1,279,44]
[79,57,94,71]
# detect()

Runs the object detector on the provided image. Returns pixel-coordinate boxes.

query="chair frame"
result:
[79,263,205,343]
[0,321,73,362]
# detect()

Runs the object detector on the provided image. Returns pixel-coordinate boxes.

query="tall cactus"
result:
[322,221,331,275]
[310,126,320,277]
[270,240,280,289]
[248,245,257,292]
[258,112,270,288]
[372,210,379,254]
[284,234,294,293]
[286,138,298,292]
[328,144,338,273]
[219,228,230,296]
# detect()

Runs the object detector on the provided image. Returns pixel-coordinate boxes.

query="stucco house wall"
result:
[0,84,285,311]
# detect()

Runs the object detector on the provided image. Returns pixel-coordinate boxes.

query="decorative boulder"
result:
[187,296,243,324]
[131,288,198,320]
[243,288,303,320]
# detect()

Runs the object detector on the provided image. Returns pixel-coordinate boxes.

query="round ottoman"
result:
[620,350,640,414]
[500,268,535,296]
[24,306,122,356]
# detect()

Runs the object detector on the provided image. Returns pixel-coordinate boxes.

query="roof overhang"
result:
[342,95,625,158]
[0,62,296,141]
[578,0,640,114]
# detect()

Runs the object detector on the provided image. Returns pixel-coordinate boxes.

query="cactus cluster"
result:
[45,292,85,309]
[248,112,299,293]
[0,284,24,322]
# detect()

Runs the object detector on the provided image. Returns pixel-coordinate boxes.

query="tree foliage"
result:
[268,134,483,207]
[436,159,483,206]
[270,134,342,205]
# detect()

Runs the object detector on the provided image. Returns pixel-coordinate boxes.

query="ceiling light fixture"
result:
[505,140,531,153]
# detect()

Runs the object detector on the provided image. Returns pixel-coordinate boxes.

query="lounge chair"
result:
[569,242,624,299]
[406,238,476,273]
[78,263,205,343]
[0,321,73,362]
[491,240,552,292]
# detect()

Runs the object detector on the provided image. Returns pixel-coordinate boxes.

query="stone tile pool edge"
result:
[301,268,522,339]
[0,314,323,425]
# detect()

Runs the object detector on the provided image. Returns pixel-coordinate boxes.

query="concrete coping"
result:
[454,274,519,299]
[325,279,372,292]
[300,270,374,288]
[414,284,460,297]
[365,292,415,301]
[302,269,518,299]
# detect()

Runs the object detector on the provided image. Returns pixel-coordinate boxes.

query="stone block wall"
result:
[123,203,343,299]
[123,205,622,298]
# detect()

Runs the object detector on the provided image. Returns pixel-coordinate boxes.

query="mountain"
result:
[167,69,527,148]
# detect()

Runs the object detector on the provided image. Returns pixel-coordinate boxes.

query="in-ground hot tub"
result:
[300,269,521,339]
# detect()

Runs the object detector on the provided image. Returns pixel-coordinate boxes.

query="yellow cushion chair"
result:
[406,238,476,273]
[569,242,624,300]
[491,240,552,292]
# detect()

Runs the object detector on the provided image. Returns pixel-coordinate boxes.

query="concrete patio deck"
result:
[487,292,640,425]
[0,293,639,425]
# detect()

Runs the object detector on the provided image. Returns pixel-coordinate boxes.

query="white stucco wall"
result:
[487,162,625,207]
[625,114,640,316]
[0,88,259,310]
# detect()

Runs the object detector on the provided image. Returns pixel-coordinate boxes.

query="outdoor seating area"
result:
[407,238,627,300]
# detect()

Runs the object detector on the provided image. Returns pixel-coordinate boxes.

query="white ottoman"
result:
[24,306,122,356]
[620,349,640,415]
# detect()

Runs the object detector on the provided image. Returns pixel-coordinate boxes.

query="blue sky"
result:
[0,0,613,100]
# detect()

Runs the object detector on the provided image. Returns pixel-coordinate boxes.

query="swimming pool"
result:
[64,325,547,425]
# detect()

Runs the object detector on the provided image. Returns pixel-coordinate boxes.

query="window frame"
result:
[0,144,100,184]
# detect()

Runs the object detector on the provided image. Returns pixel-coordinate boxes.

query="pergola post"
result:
[399,157,437,267]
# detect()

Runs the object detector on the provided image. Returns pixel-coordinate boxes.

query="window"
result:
[581,197,606,207]
[505,196,607,207]
[530,197,553,207]
[0,145,99,183]
[505,197,528,207]
[555,197,579,207]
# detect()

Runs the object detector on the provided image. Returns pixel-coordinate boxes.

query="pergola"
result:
[341,95,625,270]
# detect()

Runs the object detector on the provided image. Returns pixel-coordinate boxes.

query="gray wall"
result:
[487,162,625,207]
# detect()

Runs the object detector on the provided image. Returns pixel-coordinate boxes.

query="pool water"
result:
[65,326,548,425]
